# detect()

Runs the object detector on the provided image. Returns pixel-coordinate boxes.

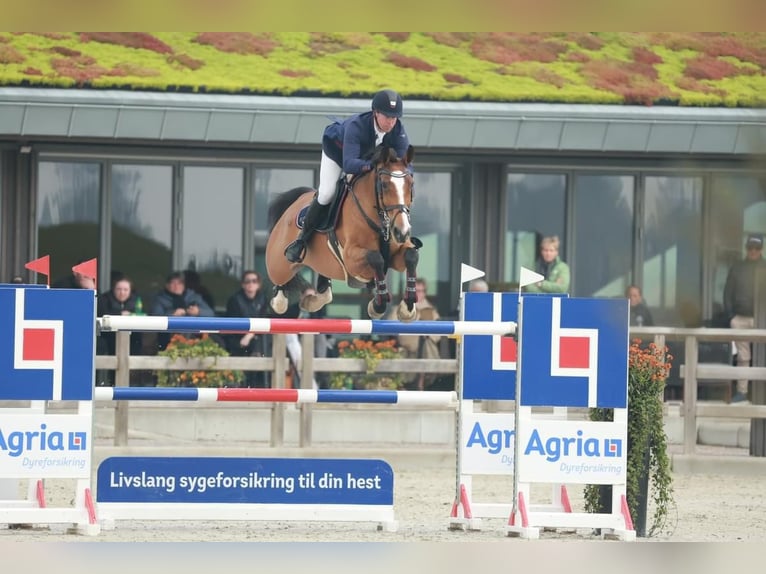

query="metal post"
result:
[270,334,287,447]
[299,333,315,447]
[750,266,766,456]
[114,331,130,446]
[683,335,698,455]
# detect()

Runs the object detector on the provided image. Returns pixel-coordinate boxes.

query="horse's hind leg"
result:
[396,246,419,322]
[270,285,290,315]
[301,275,333,313]
[365,251,390,319]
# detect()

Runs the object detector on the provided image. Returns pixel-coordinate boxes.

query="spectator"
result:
[723,233,766,403]
[151,271,215,351]
[225,270,270,388]
[468,278,489,293]
[183,269,216,311]
[626,285,654,327]
[396,277,443,390]
[523,235,570,294]
[96,275,142,385]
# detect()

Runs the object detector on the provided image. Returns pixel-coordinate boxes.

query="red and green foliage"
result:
[0,32,763,107]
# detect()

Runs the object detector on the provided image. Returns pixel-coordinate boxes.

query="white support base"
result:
[1,508,100,536]
[98,502,397,532]
[447,517,482,531]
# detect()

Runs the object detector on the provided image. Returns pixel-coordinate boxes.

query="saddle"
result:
[296,176,352,233]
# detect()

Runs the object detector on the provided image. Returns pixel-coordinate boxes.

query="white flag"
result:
[460,263,485,284]
[519,266,544,288]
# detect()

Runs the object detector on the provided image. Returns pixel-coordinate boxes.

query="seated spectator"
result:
[151,271,215,351]
[225,271,270,388]
[96,275,142,385]
[627,284,654,327]
[183,269,216,311]
[468,278,489,293]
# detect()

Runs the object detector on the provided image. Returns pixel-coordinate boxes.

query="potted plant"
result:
[329,337,406,390]
[584,339,675,537]
[156,333,244,388]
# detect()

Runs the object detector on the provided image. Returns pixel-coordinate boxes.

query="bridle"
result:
[349,165,413,242]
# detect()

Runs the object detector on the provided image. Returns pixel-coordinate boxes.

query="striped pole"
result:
[94,387,457,407]
[98,316,515,336]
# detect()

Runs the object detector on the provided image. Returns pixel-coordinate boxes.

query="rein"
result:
[348,167,412,242]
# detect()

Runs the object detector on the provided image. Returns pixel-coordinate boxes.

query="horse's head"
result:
[369,145,415,245]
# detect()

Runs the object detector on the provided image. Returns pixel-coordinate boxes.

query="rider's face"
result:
[374,111,397,133]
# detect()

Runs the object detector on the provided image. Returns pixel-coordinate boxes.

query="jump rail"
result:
[98,316,516,337]
[94,387,458,407]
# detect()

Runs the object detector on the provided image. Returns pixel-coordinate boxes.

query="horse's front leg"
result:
[396,246,419,322]
[365,250,390,319]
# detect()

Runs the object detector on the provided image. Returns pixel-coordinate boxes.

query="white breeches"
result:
[317,151,342,205]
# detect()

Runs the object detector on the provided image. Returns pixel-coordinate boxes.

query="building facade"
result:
[1,88,765,327]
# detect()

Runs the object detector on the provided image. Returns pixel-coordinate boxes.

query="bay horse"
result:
[265,145,420,321]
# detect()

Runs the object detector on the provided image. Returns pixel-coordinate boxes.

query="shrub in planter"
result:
[584,339,675,537]
[156,333,244,388]
[328,338,406,390]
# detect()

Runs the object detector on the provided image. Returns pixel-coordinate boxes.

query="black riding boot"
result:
[285,197,327,263]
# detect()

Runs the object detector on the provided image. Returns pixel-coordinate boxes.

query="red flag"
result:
[72,258,97,281]
[25,255,50,283]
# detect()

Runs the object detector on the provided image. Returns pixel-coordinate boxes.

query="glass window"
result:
[111,164,173,307]
[37,161,101,284]
[710,175,766,323]
[642,176,703,326]
[408,171,452,316]
[572,175,634,297]
[504,173,566,284]
[181,166,244,312]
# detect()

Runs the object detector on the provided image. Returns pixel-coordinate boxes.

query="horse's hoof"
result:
[367,299,386,320]
[397,300,418,322]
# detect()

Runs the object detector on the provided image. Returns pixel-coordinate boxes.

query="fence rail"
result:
[94,328,766,455]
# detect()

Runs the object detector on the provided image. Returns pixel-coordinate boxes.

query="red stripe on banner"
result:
[216,388,300,402]
[268,318,354,334]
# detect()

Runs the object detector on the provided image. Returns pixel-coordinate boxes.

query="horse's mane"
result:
[268,186,314,231]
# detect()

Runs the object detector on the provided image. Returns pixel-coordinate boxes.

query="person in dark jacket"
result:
[151,271,215,351]
[723,233,766,402]
[626,284,654,327]
[225,270,270,388]
[96,275,142,384]
[284,89,411,263]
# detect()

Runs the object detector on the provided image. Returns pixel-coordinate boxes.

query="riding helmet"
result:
[371,89,403,118]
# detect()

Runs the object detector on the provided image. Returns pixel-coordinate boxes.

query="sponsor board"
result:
[460,412,516,474]
[0,287,95,401]
[520,297,629,408]
[0,414,92,478]
[460,414,626,484]
[97,457,394,505]
[517,419,627,484]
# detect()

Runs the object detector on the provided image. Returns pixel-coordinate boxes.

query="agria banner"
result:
[0,287,95,401]
[460,413,626,484]
[0,414,92,478]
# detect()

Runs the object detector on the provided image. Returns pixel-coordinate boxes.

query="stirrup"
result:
[285,239,306,263]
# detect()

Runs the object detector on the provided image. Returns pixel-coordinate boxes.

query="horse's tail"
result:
[267,186,315,231]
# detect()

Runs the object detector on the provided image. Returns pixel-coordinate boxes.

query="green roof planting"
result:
[1,32,765,107]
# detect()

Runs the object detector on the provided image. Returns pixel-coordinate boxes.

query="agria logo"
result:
[465,422,622,463]
[0,423,87,458]
[0,287,95,401]
[524,429,622,462]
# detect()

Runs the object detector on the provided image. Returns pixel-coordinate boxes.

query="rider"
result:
[284,89,411,263]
